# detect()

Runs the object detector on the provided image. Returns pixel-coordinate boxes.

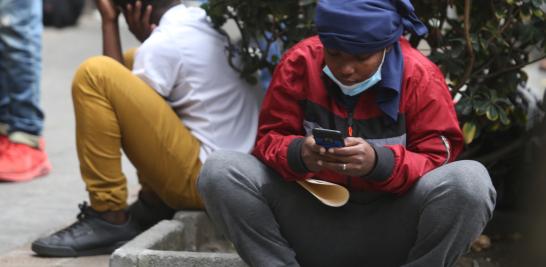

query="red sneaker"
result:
[0,135,9,154]
[0,139,52,182]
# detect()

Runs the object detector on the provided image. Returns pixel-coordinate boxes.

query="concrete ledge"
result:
[110,211,246,267]
[138,251,244,267]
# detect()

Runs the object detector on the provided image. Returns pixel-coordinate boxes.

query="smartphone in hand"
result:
[312,128,345,148]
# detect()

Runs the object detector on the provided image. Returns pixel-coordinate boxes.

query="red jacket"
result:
[252,36,463,194]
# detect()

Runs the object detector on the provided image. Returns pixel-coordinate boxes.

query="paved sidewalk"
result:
[0,13,139,267]
[0,244,110,267]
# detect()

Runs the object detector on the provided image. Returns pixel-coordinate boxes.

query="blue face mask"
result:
[323,49,386,96]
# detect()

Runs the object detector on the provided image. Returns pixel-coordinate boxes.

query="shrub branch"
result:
[453,0,475,94]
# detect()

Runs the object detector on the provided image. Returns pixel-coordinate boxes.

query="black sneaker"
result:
[128,192,175,230]
[31,202,142,257]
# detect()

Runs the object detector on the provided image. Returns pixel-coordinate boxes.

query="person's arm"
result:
[361,65,463,193]
[101,22,124,62]
[95,0,123,63]
[377,66,464,192]
[252,53,321,181]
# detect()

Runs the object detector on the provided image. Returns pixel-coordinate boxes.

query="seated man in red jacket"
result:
[197,0,496,266]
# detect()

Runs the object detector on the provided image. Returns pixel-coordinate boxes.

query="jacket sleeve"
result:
[252,55,315,181]
[365,64,464,194]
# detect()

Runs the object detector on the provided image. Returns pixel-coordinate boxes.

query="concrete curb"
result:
[110,211,246,267]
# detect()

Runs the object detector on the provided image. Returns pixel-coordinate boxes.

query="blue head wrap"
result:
[316,0,428,121]
[315,0,427,54]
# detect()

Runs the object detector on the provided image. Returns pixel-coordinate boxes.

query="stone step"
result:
[111,211,246,267]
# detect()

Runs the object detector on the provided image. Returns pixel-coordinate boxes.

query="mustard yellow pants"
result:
[71,50,203,212]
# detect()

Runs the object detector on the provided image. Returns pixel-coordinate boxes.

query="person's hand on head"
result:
[318,137,376,176]
[123,0,157,42]
[95,0,120,23]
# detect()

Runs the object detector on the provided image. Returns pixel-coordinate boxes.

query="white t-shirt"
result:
[132,4,262,162]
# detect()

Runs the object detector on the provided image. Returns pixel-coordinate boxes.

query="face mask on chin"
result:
[323,48,386,96]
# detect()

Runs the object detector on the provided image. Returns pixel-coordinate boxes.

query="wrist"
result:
[361,145,394,182]
[288,137,310,173]
[361,146,378,176]
[101,19,119,27]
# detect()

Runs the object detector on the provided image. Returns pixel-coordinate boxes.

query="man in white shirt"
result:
[31,0,261,257]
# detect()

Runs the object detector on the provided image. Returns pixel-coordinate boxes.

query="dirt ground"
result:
[456,210,546,267]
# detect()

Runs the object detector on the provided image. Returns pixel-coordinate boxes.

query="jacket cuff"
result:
[362,145,394,182]
[287,137,309,173]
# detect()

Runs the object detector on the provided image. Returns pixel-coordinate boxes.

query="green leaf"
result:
[456,97,473,115]
[489,90,498,100]
[474,101,490,116]
[532,0,544,8]
[495,98,512,106]
[463,122,478,144]
[498,108,511,125]
[486,105,499,121]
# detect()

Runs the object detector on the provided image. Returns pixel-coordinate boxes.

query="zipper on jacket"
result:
[347,112,354,137]
[346,111,354,189]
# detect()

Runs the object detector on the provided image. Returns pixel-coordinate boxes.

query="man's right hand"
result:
[301,135,330,172]
[95,0,120,23]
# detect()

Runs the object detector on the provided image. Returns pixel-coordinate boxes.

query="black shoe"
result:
[128,192,175,230]
[32,202,142,257]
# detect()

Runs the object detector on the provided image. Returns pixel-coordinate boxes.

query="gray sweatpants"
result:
[197,151,496,267]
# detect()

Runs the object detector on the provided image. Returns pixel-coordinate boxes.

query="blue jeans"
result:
[0,0,44,136]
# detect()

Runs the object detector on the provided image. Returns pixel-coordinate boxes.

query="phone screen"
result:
[312,128,345,148]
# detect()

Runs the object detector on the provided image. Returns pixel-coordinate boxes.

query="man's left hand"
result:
[317,137,376,176]
[95,0,120,23]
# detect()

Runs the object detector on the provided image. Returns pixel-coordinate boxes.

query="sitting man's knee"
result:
[76,56,116,78]
[72,56,120,97]
[444,160,496,209]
